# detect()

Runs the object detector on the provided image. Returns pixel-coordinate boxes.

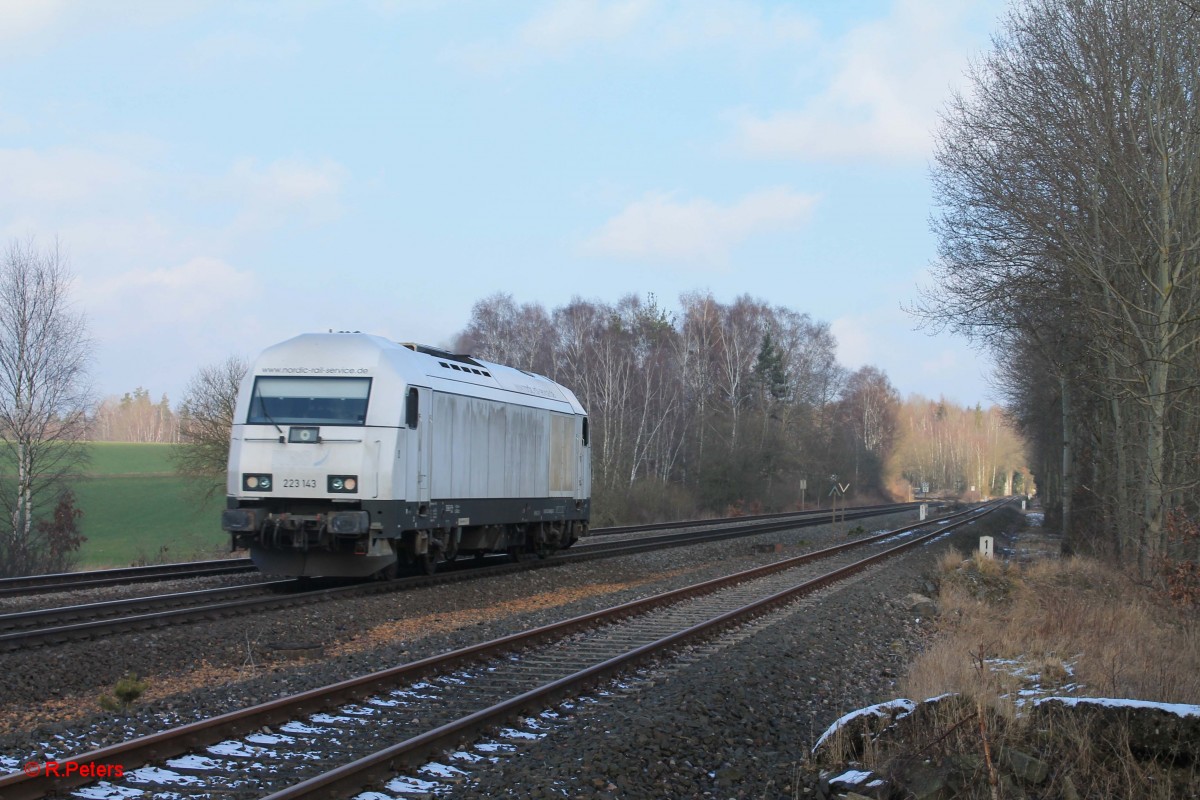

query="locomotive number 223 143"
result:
[282,478,318,488]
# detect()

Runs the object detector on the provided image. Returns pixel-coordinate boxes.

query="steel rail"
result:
[0,579,296,634]
[587,500,927,536]
[0,501,927,598]
[0,502,943,653]
[0,502,993,800]
[0,559,257,599]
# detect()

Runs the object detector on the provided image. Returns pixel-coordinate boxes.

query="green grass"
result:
[82,442,178,476]
[58,443,227,568]
[72,475,227,568]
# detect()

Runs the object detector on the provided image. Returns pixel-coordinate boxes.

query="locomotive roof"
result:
[252,333,585,413]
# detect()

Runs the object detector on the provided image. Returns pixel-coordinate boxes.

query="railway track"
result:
[0,559,257,599]
[0,501,934,653]
[0,501,932,599]
[1,501,1001,800]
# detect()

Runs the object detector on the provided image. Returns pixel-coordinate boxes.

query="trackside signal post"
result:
[828,475,850,524]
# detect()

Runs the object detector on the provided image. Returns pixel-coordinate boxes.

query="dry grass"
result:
[875,553,1200,798]
[907,555,1200,706]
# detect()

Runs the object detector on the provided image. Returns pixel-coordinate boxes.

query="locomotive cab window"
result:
[248,377,371,426]
[582,417,589,446]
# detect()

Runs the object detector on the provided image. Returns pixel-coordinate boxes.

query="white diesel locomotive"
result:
[221,333,591,577]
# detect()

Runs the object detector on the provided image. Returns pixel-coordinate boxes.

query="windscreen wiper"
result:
[251,387,285,436]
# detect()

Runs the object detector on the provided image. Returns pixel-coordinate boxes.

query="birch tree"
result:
[0,239,94,577]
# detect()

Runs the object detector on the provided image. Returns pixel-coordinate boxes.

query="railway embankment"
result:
[455,517,984,799]
[804,510,1200,800]
[0,512,922,774]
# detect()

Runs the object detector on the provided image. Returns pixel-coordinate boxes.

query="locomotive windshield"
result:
[247,377,371,426]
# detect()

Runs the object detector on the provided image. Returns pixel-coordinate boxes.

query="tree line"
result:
[453,292,1028,524]
[92,388,178,443]
[922,0,1200,578]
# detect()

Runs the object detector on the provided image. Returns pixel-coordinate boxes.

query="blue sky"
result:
[0,0,1006,406]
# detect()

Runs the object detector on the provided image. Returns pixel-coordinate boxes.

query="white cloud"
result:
[0,147,150,207]
[453,0,814,71]
[585,187,817,266]
[0,0,69,46]
[520,0,651,54]
[0,1,208,55]
[832,308,995,404]
[79,257,265,402]
[0,145,347,250]
[734,0,994,162]
[84,257,259,332]
[220,157,348,232]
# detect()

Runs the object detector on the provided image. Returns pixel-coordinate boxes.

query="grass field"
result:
[69,443,227,568]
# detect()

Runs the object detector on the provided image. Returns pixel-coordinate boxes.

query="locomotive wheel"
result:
[417,552,437,575]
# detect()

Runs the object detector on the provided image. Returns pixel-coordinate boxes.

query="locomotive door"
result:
[414,386,432,505]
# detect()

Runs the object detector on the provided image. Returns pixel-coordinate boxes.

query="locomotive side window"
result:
[248,377,371,426]
[405,387,419,428]
[582,417,589,446]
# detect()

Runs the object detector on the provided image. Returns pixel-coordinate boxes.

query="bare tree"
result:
[922,0,1200,569]
[454,293,554,374]
[172,355,248,502]
[0,238,94,577]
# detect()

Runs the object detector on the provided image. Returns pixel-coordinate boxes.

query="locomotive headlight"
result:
[243,473,273,492]
[328,475,358,493]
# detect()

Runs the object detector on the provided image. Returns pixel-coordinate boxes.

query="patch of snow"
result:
[279,721,326,734]
[922,693,958,704]
[474,742,516,753]
[125,766,203,786]
[71,783,144,799]
[830,769,873,785]
[420,762,468,778]
[1037,697,1200,717]
[498,727,543,740]
[367,697,402,707]
[389,688,439,700]
[245,733,294,745]
[207,740,262,757]
[384,774,441,794]
[164,755,221,771]
[309,713,356,724]
[813,699,916,752]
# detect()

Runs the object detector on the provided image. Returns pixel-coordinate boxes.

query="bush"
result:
[98,673,148,712]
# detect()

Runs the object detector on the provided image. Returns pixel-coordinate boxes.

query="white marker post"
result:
[979,536,994,559]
